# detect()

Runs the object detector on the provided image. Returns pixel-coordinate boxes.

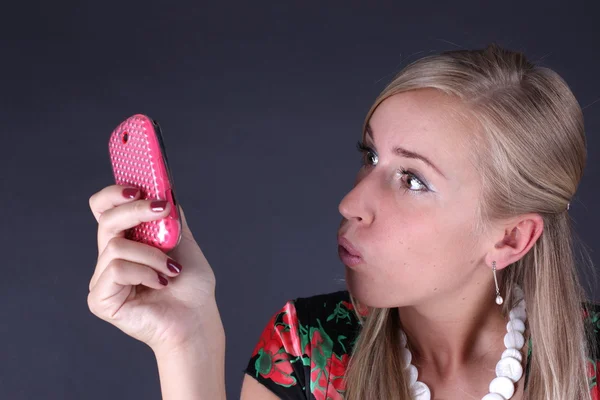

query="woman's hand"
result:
[87,184,224,355]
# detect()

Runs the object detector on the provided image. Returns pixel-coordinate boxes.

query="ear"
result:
[486,213,544,269]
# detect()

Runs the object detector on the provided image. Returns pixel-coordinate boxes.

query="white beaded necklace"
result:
[399,285,527,400]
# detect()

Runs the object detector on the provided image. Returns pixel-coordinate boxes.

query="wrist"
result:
[153,299,225,360]
[154,325,226,400]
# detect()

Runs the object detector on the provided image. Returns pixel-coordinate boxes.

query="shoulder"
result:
[583,300,600,316]
[293,289,364,337]
[248,290,362,363]
[582,300,600,340]
[266,289,364,367]
[244,290,363,399]
[582,300,600,337]
[258,290,357,327]
[283,289,363,337]
[292,290,362,398]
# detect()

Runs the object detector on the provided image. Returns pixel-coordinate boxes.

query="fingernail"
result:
[151,200,168,212]
[122,188,139,199]
[167,258,182,274]
[158,273,168,286]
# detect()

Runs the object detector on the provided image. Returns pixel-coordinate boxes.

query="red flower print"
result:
[309,330,328,376]
[275,302,303,358]
[587,358,600,400]
[328,353,350,393]
[250,304,301,387]
[308,320,341,400]
[310,352,350,400]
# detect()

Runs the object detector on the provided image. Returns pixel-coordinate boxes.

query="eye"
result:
[355,140,429,194]
[396,168,428,193]
[356,140,378,166]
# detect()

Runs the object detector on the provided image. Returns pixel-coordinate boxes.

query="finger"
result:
[96,198,172,256]
[87,258,169,321]
[90,236,182,292]
[89,184,142,223]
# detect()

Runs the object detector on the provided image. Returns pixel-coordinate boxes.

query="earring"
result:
[492,260,503,305]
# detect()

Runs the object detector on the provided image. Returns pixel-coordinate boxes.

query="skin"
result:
[337,88,544,399]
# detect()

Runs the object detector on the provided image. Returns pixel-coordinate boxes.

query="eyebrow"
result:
[365,123,448,180]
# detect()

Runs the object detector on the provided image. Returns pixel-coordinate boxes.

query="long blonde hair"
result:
[343,43,598,399]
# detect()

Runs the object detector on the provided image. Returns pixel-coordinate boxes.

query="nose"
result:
[338,172,373,225]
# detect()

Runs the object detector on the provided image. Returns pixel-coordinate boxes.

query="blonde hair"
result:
[343,43,598,400]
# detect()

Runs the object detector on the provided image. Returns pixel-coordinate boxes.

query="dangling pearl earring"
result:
[493,260,503,305]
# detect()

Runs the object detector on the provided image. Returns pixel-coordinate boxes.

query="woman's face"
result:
[337,88,488,308]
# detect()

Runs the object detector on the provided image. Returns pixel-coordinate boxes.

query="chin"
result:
[344,266,388,308]
[345,266,417,309]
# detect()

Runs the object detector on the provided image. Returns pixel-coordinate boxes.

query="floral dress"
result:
[244,290,600,399]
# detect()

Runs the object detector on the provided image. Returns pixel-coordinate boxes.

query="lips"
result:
[337,236,362,258]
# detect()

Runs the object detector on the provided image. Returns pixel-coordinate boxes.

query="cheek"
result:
[354,215,479,306]
[374,213,438,269]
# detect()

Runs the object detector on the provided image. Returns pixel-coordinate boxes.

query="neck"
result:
[397,276,509,381]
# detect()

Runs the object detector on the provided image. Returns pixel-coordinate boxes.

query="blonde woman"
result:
[87,43,600,400]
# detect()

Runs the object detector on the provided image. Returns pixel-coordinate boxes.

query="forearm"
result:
[154,304,227,400]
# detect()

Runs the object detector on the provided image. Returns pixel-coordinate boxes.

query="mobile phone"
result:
[108,114,182,253]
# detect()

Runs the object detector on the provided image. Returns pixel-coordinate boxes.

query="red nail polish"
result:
[167,259,182,274]
[158,273,168,286]
[151,200,168,212]
[122,188,139,199]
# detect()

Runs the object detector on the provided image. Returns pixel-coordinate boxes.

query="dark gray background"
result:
[1,1,599,399]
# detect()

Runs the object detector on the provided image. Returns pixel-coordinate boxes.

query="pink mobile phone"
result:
[108,114,182,253]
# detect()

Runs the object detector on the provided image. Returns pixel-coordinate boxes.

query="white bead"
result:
[509,308,527,322]
[401,347,412,368]
[481,393,505,400]
[501,348,522,362]
[489,376,515,398]
[496,356,524,382]
[514,299,526,310]
[399,329,407,347]
[504,331,525,349]
[506,319,525,333]
[411,381,431,400]
[407,364,418,385]
[496,295,504,305]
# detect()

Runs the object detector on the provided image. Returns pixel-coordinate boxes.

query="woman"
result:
[87,43,600,400]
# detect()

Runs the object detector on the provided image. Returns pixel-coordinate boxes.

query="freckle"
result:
[434,287,437,291]
[462,297,466,300]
